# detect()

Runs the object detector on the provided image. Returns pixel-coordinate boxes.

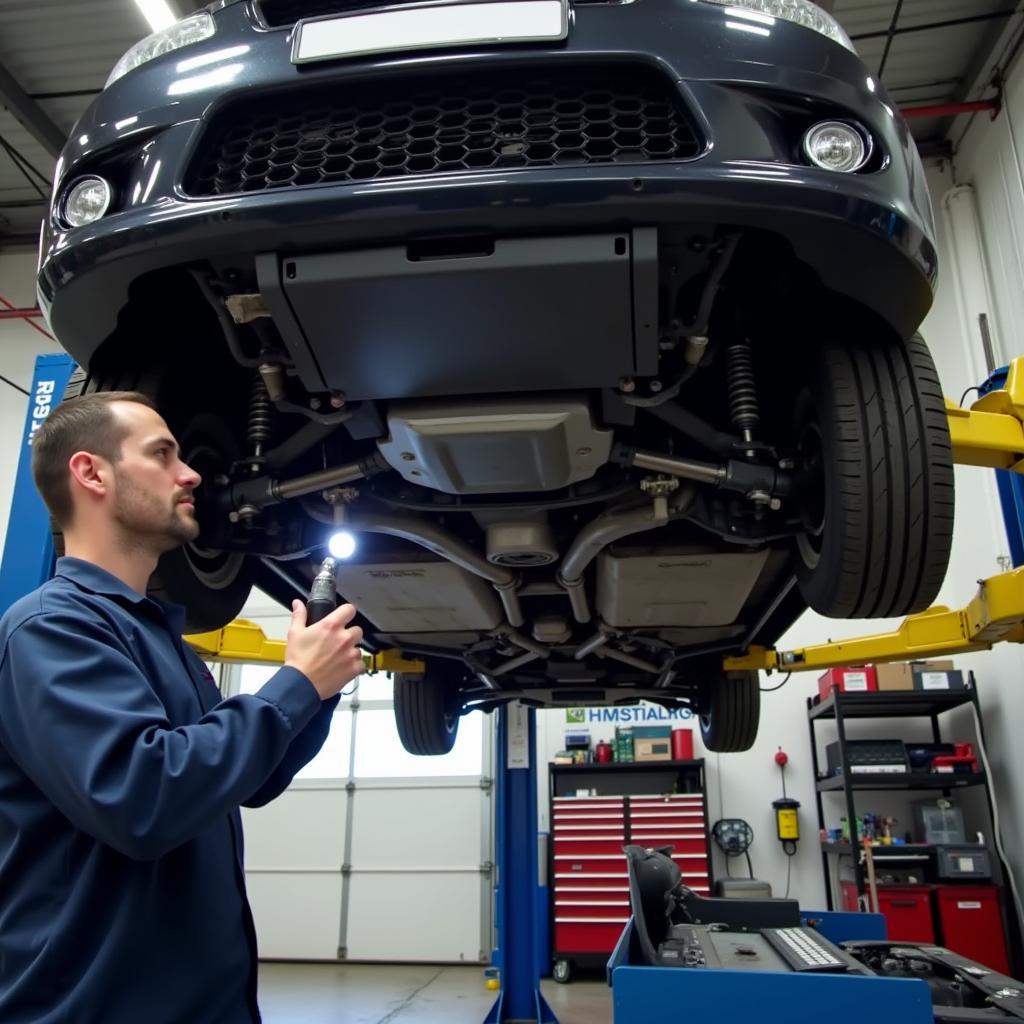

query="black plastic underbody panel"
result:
[258,228,659,399]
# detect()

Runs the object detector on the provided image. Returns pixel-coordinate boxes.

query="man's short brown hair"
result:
[32,391,156,528]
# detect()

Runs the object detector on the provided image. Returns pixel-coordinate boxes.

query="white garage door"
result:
[230,665,493,963]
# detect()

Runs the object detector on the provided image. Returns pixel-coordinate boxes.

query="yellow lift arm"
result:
[186,619,424,673]
[189,358,1024,677]
[727,356,1024,675]
[724,568,1024,674]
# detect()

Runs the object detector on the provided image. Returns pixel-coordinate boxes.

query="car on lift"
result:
[39,0,954,755]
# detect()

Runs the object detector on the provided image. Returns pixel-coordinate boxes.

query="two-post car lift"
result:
[6,354,1024,1024]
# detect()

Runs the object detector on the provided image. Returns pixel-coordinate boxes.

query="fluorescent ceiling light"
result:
[135,0,177,32]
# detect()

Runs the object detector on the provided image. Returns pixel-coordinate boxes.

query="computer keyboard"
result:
[761,927,849,973]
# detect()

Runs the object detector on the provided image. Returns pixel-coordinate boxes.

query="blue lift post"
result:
[486,703,558,1024]
[0,354,77,611]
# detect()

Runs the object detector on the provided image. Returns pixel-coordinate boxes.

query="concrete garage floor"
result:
[258,963,611,1024]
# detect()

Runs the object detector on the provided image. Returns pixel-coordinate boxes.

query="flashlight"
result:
[306,557,338,625]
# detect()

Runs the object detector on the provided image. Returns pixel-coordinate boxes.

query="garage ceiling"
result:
[0,0,1021,246]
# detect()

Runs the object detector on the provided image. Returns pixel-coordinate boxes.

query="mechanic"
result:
[0,391,364,1024]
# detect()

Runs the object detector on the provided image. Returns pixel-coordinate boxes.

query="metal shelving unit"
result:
[816,772,987,792]
[806,686,991,909]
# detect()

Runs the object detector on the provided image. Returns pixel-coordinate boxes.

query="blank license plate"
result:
[292,0,568,64]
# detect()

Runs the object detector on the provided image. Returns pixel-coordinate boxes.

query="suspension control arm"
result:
[612,444,791,500]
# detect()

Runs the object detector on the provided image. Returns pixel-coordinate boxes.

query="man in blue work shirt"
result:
[0,391,366,1023]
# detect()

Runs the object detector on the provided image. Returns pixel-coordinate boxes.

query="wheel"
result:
[148,413,254,633]
[66,364,254,633]
[792,331,954,619]
[698,671,760,753]
[394,665,462,756]
[552,960,572,984]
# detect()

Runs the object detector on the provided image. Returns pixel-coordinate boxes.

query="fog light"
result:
[802,121,871,173]
[328,530,358,560]
[63,176,113,228]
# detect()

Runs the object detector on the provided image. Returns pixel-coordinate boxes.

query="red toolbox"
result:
[935,885,1011,975]
[818,666,878,701]
[878,886,938,942]
[841,883,937,942]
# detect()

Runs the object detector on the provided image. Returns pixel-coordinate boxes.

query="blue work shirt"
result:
[0,557,338,1023]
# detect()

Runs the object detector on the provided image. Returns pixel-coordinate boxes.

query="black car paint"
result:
[39,0,936,370]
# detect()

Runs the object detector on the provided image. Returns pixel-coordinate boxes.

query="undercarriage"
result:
[78,227,955,754]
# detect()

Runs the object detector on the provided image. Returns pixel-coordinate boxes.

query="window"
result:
[353,708,483,778]
[296,712,352,780]
[236,664,390,702]
[230,666,484,780]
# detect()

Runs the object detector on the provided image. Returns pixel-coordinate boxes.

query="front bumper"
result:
[40,0,937,366]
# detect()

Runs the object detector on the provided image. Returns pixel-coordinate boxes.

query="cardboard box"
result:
[818,666,878,701]
[875,661,957,692]
[634,737,673,761]
[875,663,917,691]
[914,667,965,692]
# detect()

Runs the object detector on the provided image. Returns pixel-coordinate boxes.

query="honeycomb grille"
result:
[185,68,703,196]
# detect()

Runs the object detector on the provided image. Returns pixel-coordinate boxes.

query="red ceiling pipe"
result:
[901,99,1001,120]
[0,307,44,320]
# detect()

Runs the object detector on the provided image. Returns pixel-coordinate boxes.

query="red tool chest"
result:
[839,882,937,943]
[875,886,939,943]
[550,760,710,978]
[935,884,1011,975]
[839,881,1011,972]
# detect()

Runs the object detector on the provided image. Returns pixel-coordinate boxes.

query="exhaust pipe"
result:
[346,514,525,628]
[558,488,694,623]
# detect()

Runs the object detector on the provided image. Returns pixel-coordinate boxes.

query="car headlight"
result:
[62,176,114,228]
[698,0,855,53]
[802,121,872,173]
[106,12,216,88]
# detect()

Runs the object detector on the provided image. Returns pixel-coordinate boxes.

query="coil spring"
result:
[247,376,275,457]
[726,342,761,434]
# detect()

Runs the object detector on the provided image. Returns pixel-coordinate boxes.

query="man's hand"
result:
[285,601,365,700]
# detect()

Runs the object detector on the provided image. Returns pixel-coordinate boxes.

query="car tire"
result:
[792,332,954,619]
[698,671,760,753]
[552,960,572,984]
[394,667,461,756]
[57,367,254,633]
[148,413,254,634]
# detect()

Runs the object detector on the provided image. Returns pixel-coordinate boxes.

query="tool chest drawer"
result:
[554,895,631,919]
[554,854,629,877]
[553,919,630,955]
[552,836,627,857]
